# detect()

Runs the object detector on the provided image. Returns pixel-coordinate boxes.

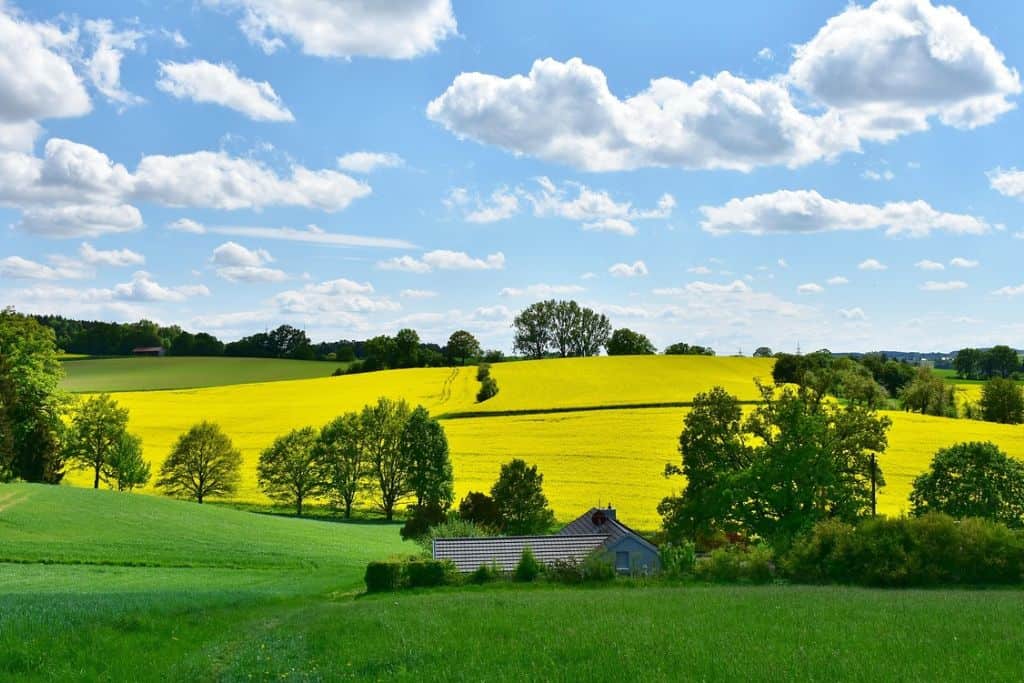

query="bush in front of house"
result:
[405,559,457,588]
[514,547,542,582]
[695,545,776,583]
[660,541,697,578]
[468,562,502,585]
[547,552,616,584]
[365,561,406,592]
[784,513,1024,587]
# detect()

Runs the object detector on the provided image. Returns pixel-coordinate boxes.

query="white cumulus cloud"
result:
[157,60,294,122]
[337,152,405,173]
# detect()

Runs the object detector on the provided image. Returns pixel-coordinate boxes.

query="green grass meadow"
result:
[59,356,350,393]
[3,484,1024,680]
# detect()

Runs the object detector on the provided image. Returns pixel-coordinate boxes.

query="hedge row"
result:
[364,559,458,592]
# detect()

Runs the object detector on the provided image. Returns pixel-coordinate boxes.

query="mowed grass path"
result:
[60,356,350,392]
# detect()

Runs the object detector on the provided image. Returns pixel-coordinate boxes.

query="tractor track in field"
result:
[436,399,764,420]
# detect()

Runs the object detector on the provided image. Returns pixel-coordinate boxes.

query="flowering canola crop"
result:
[65,357,1024,530]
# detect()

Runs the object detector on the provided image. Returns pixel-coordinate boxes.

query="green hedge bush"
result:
[695,545,775,583]
[364,561,405,592]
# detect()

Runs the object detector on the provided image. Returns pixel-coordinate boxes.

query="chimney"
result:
[601,505,616,521]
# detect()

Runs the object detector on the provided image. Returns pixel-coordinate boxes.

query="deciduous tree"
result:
[910,442,1024,527]
[980,377,1024,424]
[258,426,323,516]
[103,433,150,491]
[316,412,365,518]
[401,406,453,510]
[512,300,554,359]
[446,330,481,366]
[490,459,555,535]
[606,328,656,356]
[65,394,129,489]
[361,397,413,520]
[156,422,241,504]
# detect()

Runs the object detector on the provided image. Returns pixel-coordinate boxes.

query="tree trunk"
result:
[93,465,100,489]
[344,499,352,519]
[197,492,203,504]
[297,496,303,517]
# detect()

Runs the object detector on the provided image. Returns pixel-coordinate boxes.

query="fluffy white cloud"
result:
[465,189,520,224]
[0,7,90,124]
[609,260,648,278]
[653,280,752,296]
[915,259,945,270]
[204,0,457,59]
[157,60,294,122]
[797,282,824,294]
[839,307,868,321]
[499,283,585,297]
[949,257,979,268]
[134,151,369,211]
[921,280,968,291]
[167,218,206,234]
[271,278,399,316]
[111,271,210,302]
[859,259,888,271]
[993,284,1024,296]
[526,177,672,235]
[582,218,636,236]
[0,255,87,280]
[84,20,145,107]
[428,2,1018,172]
[337,152,405,173]
[789,0,1021,136]
[699,190,989,238]
[400,289,438,299]
[428,57,835,172]
[379,250,505,273]
[18,204,144,238]
[79,242,144,267]
[988,168,1024,198]
[211,241,287,282]
[826,276,849,285]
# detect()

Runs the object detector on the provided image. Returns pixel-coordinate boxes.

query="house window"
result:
[615,551,630,572]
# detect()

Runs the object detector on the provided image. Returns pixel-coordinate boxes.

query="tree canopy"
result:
[606,328,656,356]
[980,377,1024,424]
[258,426,324,516]
[64,393,130,489]
[156,422,242,504]
[490,459,556,535]
[512,300,611,359]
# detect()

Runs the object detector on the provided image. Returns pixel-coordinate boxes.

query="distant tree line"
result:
[953,346,1021,380]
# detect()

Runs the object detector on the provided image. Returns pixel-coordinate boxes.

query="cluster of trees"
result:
[512,300,612,359]
[350,329,488,372]
[664,343,715,356]
[773,351,916,402]
[660,381,890,548]
[953,346,1021,380]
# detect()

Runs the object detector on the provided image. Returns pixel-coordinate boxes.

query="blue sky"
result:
[2,0,1023,353]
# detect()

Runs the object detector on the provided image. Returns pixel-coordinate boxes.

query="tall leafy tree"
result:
[156,422,242,504]
[65,394,130,489]
[899,368,956,417]
[549,300,582,357]
[512,300,554,359]
[953,347,983,379]
[103,433,150,491]
[316,412,365,518]
[0,308,67,483]
[910,442,1024,527]
[490,459,555,535]
[394,328,421,368]
[446,330,481,366]
[258,426,323,516]
[401,406,453,509]
[607,328,656,356]
[980,377,1024,424]
[572,306,611,356]
[982,345,1021,379]
[361,397,413,520]
[664,342,715,356]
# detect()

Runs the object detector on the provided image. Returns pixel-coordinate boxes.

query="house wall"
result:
[604,536,660,574]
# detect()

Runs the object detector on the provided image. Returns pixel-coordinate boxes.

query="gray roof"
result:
[433,535,607,573]
[557,508,660,554]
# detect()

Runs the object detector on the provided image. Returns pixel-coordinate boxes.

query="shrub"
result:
[400,503,448,541]
[548,552,617,584]
[514,547,542,582]
[416,519,489,554]
[660,541,697,578]
[476,363,491,382]
[695,545,775,583]
[405,560,456,588]
[476,376,499,402]
[458,491,500,529]
[547,558,585,584]
[783,514,1024,587]
[365,561,404,592]
[468,562,502,584]
[581,552,616,582]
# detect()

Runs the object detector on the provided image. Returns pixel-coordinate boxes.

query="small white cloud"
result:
[858,259,887,271]
[993,284,1024,296]
[157,60,294,122]
[400,289,437,299]
[582,218,636,236]
[949,257,979,268]
[862,169,895,182]
[162,29,189,48]
[915,259,945,271]
[168,218,207,234]
[609,260,648,278]
[79,242,145,267]
[688,266,712,275]
[839,307,867,321]
[337,152,405,173]
[466,189,519,224]
[211,241,286,282]
[756,47,774,62]
[378,255,432,274]
[797,282,824,294]
[499,283,585,297]
[580,272,597,280]
[826,276,849,285]
[921,280,968,292]
[378,250,505,273]
[777,259,788,268]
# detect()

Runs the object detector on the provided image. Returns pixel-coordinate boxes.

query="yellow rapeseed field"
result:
[65,357,1024,530]
[480,355,774,411]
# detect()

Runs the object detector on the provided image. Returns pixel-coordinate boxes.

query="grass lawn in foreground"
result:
[60,356,352,392]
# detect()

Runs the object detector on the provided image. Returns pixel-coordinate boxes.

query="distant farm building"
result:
[132,347,166,357]
[433,507,659,574]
